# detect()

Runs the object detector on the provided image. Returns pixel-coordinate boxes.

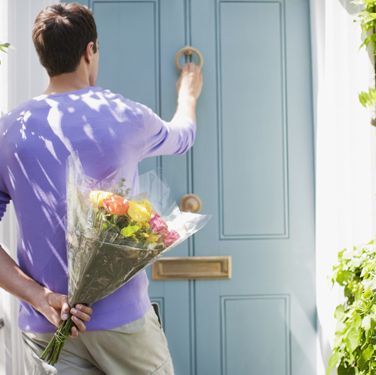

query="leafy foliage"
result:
[359,88,376,108]
[356,0,376,51]
[327,240,376,374]
[355,1,376,113]
[0,42,10,65]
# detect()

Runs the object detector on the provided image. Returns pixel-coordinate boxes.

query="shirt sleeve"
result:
[0,190,11,221]
[135,102,197,160]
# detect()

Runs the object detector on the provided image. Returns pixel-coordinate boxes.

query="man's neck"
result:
[44,73,91,95]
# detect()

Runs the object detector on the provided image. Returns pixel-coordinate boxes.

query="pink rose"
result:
[163,230,180,247]
[149,214,168,235]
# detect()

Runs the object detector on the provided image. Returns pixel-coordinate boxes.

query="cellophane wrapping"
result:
[40,153,211,364]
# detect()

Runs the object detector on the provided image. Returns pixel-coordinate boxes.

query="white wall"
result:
[0,1,9,372]
[311,0,376,374]
[0,1,53,374]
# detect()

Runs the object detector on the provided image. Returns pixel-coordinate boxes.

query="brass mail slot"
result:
[152,256,232,280]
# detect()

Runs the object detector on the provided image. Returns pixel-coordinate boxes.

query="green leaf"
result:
[336,270,353,285]
[362,344,374,362]
[120,225,140,237]
[326,351,341,375]
[345,326,361,353]
[359,88,376,107]
[338,362,356,375]
[0,43,10,54]
[335,305,346,320]
[352,312,362,329]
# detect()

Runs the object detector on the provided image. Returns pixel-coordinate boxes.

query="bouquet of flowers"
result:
[40,154,210,365]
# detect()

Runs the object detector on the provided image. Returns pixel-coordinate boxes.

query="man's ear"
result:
[83,41,95,64]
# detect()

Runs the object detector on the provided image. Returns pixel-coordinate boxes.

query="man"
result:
[0,2,202,374]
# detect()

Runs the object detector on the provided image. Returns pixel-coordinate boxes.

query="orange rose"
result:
[102,195,129,215]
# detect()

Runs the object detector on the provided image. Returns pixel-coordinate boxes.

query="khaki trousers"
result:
[22,306,174,375]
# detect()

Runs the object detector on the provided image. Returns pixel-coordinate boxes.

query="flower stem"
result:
[39,317,74,365]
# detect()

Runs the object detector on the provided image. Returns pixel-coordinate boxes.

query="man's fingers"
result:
[46,292,70,321]
[187,62,200,70]
[182,62,194,73]
[40,291,94,335]
[75,304,93,315]
[70,304,93,322]
[61,301,70,320]
[71,315,86,333]
[70,307,91,322]
[182,62,201,75]
[70,326,79,338]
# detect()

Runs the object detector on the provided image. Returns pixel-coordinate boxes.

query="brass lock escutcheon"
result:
[179,193,202,213]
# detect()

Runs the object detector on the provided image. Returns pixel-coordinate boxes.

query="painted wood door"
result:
[74,0,316,374]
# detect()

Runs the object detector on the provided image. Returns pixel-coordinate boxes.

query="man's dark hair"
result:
[32,3,98,77]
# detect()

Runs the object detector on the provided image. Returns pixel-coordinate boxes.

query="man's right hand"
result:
[33,288,93,337]
[176,62,203,102]
[0,245,93,338]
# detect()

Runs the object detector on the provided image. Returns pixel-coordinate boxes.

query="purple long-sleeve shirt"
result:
[0,85,196,332]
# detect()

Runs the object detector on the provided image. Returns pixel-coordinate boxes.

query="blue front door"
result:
[75,1,316,373]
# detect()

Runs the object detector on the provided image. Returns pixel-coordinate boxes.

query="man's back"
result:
[0,85,196,332]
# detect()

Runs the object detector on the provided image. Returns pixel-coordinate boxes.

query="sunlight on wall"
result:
[311,0,376,374]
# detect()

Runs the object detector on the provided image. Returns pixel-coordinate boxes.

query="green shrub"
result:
[327,240,376,374]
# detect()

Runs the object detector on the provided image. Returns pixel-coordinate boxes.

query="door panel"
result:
[74,1,315,374]
[218,1,287,238]
[222,295,290,374]
[192,0,316,374]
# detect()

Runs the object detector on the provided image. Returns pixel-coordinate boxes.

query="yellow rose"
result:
[127,201,152,222]
[89,190,114,207]
[138,199,153,214]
